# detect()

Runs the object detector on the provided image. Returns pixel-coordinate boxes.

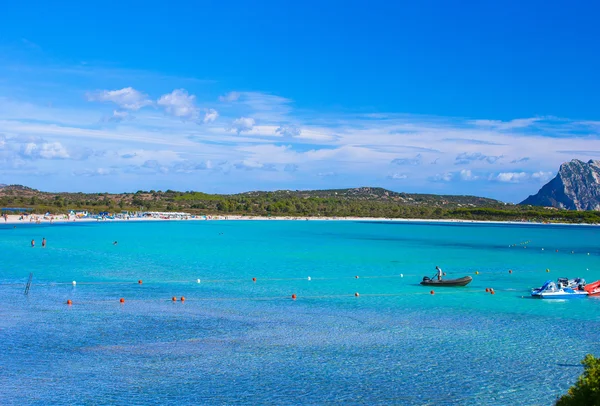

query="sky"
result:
[1,1,600,202]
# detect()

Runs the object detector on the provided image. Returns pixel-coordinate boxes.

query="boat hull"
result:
[531,291,589,299]
[584,281,600,296]
[420,276,472,287]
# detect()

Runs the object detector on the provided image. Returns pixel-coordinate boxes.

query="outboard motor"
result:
[422,276,431,282]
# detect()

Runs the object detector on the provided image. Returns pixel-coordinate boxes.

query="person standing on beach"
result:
[42,238,46,248]
[436,266,443,281]
[31,239,35,248]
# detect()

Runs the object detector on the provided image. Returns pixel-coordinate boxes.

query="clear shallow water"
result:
[1,220,599,405]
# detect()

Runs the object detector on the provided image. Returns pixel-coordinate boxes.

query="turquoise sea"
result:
[1,220,599,405]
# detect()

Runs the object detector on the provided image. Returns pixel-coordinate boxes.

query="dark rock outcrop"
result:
[521,159,600,210]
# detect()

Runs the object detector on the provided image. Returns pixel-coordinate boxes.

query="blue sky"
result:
[1,1,599,202]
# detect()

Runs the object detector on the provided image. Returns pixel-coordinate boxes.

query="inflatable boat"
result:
[420,276,472,286]
[584,280,600,296]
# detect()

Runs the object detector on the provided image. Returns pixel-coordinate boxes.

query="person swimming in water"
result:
[42,238,46,248]
[113,241,118,245]
[31,239,35,248]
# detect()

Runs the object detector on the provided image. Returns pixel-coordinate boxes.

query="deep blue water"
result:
[1,220,599,405]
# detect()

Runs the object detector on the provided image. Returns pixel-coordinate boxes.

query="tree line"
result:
[1,189,599,223]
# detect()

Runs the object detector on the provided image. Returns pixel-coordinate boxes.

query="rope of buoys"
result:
[14,268,573,289]
[26,274,417,286]
[507,244,594,256]
[60,288,517,305]
[54,281,139,286]
[23,266,597,289]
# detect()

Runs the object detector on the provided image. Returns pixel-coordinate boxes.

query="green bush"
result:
[556,354,600,405]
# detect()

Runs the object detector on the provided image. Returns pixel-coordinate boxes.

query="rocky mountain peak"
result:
[588,159,600,167]
[521,159,600,210]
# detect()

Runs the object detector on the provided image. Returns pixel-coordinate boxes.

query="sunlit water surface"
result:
[1,220,599,405]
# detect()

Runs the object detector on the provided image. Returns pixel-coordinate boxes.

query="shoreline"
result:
[1,213,598,227]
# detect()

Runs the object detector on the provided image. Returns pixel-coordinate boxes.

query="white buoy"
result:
[72,281,76,286]
[400,273,404,278]
[307,276,311,281]
[197,279,201,284]
[542,248,544,251]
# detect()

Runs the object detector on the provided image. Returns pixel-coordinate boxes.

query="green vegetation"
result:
[556,354,600,406]
[1,185,599,223]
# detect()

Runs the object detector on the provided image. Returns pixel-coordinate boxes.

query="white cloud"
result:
[234,160,276,171]
[459,169,478,181]
[106,110,132,123]
[493,171,553,183]
[429,170,479,182]
[219,92,241,102]
[531,171,554,181]
[275,125,301,137]
[86,87,152,110]
[223,92,293,121]
[432,172,454,182]
[2,74,596,200]
[73,168,116,176]
[141,159,169,173]
[21,142,70,159]
[294,128,335,141]
[495,172,528,183]
[470,117,542,130]
[203,108,218,124]
[392,154,422,166]
[455,152,502,165]
[171,159,216,173]
[157,89,200,121]
[231,117,255,134]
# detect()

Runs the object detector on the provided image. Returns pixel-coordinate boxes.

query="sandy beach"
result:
[2,213,597,226]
